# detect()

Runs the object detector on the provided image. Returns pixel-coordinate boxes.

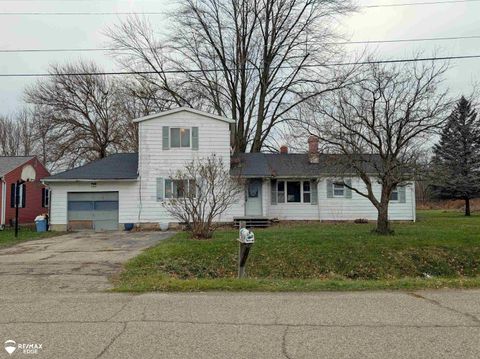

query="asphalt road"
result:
[1,233,479,358]
[1,290,480,358]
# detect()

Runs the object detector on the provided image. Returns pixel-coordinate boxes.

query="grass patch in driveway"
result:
[114,210,480,292]
[0,228,63,248]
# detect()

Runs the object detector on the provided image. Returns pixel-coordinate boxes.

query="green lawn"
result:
[0,228,61,248]
[114,210,480,292]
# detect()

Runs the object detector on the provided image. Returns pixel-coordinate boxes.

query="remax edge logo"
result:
[4,340,16,355]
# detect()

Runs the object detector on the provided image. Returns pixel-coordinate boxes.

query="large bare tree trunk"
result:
[376,202,391,235]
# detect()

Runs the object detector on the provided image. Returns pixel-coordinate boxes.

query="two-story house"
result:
[43,107,415,231]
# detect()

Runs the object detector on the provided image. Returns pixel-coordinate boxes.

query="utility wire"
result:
[359,0,480,8]
[2,35,480,53]
[364,0,480,7]
[0,0,479,15]
[0,54,479,77]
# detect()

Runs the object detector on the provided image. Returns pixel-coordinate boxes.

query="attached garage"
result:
[67,192,119,231]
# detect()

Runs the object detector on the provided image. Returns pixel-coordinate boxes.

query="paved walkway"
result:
[1,290,479,358]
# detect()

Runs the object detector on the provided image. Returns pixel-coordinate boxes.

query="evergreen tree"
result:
[431,96,480,216]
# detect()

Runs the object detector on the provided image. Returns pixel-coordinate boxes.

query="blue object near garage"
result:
[124,223,134,231]
[35,219,47,232]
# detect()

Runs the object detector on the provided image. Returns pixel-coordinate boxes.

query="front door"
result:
[245,179,262,216]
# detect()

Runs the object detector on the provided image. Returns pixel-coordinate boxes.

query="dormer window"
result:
[170,127,191,148]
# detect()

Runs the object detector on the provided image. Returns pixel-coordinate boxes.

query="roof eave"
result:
[232,172,385,178]
[133,107,235,124]
[42,178,138,183]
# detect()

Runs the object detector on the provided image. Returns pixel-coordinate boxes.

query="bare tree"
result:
[107,0,356,153]
[298,59,450,234]
[25,61,130,168]
[0,111,36,156]
[163,155,243,239]
[114,78,170,152]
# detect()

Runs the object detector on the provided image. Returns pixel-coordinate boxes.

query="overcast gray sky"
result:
[0,0,479,115]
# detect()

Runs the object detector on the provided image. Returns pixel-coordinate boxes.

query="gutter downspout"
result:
[41,180,52,230]
[412,182,416,222]
[47,185,52,231]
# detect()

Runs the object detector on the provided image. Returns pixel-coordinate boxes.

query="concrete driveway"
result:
[0,231,172,294]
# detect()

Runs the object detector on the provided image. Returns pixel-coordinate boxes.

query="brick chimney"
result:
[280,145,288,154]
[308,136,319,163]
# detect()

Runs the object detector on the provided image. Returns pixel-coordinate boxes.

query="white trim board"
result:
[133,107,235,124]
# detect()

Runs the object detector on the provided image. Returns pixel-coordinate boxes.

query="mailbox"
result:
[236,224,255,278]
[239,227,255,244]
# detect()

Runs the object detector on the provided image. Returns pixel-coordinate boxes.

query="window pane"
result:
[170,128,181,147]
[333,183,344,197]
[277,181,285,203]
[390,191,398,201]
[165,180,173,198]
[189,180,196,197]
[303,193,311,203]
[173,180,185,198]
[180,128,190,147]
[248,182,259,197]
[278,181,285,191]
[303,181,310,192]
[287,181,301,202]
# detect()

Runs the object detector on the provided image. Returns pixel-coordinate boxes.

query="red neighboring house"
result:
[0,156,50,227]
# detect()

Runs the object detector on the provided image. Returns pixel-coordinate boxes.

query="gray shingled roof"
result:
[231,153,382,177]
[43,152,381,181]
[0,156,34,177]
[44,153,138,181]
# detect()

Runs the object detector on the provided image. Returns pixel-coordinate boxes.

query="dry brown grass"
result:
[417,199,480,211]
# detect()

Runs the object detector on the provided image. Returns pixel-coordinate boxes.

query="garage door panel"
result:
[69,192,118,201]
[68,201,94,211]
[67,192,119,231]
[94,201,119,211]
[93,211,117,221]
[94,220,118,231]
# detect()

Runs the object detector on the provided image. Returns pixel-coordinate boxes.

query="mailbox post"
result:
[237,221,254,278]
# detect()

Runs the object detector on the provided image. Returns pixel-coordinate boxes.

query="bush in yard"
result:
[163,155,243,239]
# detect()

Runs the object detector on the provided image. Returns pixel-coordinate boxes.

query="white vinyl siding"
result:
[265,179,415,221]
[138,110,243,223]
[319,179,415,221]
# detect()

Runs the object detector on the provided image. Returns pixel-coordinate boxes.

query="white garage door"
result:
[67,192,119,231]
